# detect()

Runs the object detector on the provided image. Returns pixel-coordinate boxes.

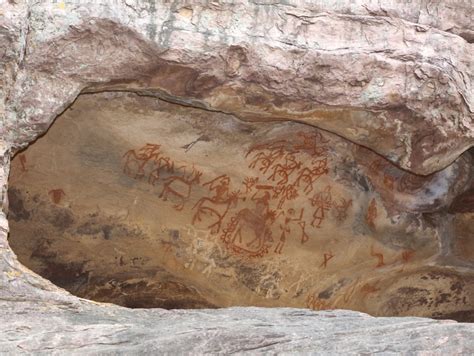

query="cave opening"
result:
[7,91,474,321]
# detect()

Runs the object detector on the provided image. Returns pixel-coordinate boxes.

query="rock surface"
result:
[1,0,473,174]
[1,0,474,353]
[7,91,474,320]
[2,304,474,354]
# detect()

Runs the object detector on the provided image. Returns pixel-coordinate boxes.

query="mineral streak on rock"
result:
[1,1,474,353]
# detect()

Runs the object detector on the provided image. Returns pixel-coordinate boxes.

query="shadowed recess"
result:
[7,91,474,321]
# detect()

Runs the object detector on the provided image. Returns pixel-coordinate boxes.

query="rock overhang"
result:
[1,1,474,353]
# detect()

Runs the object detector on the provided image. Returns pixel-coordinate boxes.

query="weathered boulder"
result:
[1,305,474,354]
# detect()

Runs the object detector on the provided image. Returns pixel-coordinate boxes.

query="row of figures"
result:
[123,143,202,210]
[122,133,352,257]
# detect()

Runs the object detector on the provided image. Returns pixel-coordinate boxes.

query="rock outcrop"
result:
[2,306,474,354]
[1,0,473,353]
[2,1,473,174]
[8,91,474,320]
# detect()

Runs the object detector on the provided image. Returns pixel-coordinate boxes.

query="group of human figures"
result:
[122,131,353,258]
[213,131,352,257]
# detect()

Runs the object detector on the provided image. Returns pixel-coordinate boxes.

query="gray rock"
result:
[1,302,474,354]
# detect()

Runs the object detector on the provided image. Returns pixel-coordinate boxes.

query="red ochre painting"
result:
[8,93,473,319]
[122,131,353,258]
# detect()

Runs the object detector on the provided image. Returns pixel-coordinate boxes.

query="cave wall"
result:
[8,91,474,319]
[1,0,474,352]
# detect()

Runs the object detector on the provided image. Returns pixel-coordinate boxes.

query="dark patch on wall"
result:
[45,207,75,231]
[318,279,348,300]
[168,229,180,240]
[146,0,157,41]
[7,188,30,221]
[77,221,103,235]
[432,309,474,323]
[42,260,89,291]
[78,277,216,309]
[30,237,57,260]
[449,188,474,213]
[236,263,267,293]
[76,218,145,240]
[386,287,430,312]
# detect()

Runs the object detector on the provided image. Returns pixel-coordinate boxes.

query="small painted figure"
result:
[310,185,332,228]
[160,167,202,211]
[48,189,66,204]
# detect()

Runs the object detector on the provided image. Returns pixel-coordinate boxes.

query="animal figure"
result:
[268,154,301,185]
[294,158,329,194]
[295,131,329,157]
[148,156,174,185]
[123,143,161,179]
[159,168,202,211]
[248,148,286,174]
[222,191,275,257]
[245,140,289,159]
[192,183,240,234]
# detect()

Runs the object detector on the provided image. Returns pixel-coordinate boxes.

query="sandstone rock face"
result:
[1,0,474,353]
[2,0,473,174]
[8,91,474,320]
